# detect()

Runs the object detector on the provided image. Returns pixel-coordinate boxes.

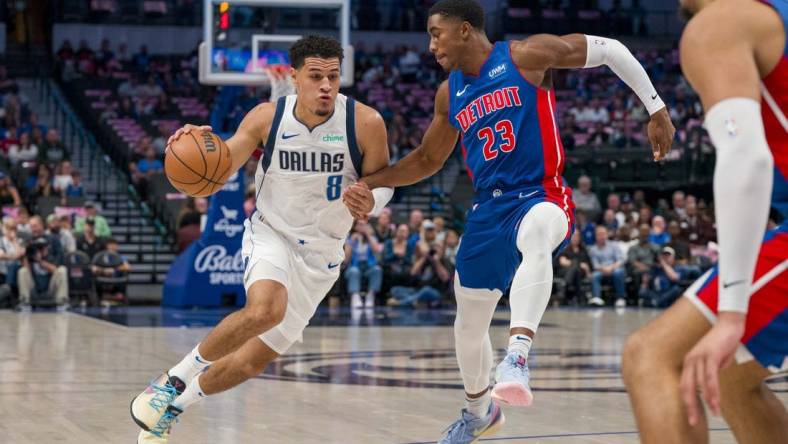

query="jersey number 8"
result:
[326,175,342,201]
[478,120,515,161]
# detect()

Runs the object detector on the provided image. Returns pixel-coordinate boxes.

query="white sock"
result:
[508,334,533,360]
[172,374,206,411]
[465,389,491,418]
[169,344,212,383]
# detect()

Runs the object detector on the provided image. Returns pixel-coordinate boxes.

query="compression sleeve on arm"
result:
[584,35,665,115]
[369,187,394,217]
[705,98,774,313]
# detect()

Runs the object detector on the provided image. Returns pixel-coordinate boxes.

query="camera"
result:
[25,238,49,262]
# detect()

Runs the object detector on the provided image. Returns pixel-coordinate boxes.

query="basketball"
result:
[164,130,233,197]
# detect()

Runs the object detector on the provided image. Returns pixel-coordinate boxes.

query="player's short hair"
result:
[428,0,485,30]
[289,35,344,69]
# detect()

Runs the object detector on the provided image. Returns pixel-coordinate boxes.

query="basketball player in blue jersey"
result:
[347,0,676,442]
[129,36,394,443]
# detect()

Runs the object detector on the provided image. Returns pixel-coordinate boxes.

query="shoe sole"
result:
[130,395,153,432]
[491,382,534,407]
[472,411,505,443]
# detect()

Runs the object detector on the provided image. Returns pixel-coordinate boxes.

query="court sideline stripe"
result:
[400,428,730,443]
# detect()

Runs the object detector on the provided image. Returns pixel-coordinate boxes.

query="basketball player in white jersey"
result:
[129,35,393,442]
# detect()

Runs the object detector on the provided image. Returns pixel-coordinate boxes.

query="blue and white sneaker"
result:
[438,399,505,444]
[492,352,533,406]
[130,373,185,432]
[137,405,182,443]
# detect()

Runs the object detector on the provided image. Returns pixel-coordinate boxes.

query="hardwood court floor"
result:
[0,307,785,443]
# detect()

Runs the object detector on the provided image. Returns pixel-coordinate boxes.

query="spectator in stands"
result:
[649,215,670,246]
[666,220,701,278]
[91,237,130,302]
[15,207,32,240]
[680,199,715,246]
[373,208,396,241]
[64,170,85,199]
[28,163,55,201]
[152,123,169,156]
[56,40,75,61]
[131,147,163,200]
[669,190,686,221]
[8,132,38,165]
[3,94,22,129]
[53,161,75,194]
[0,172,22,208]
[616,224,637,256]
[381,223,415,289]
[139,75,163,98]
[97,38,115,67]
[117,42,132,64]
[131,136,153,162]
[118,76,140,98]
[149,92,173,117]
[560,114,579,150]
[588,225,627,307]
[74,202,112,237]
[408,208,424,246]
[632,189,647,210]
[589,122,610,147]
[444,229,459,267]
[76,218,106,260]
[176,198,204,252]
[575,210,596,245]
[433,216,447,243]
[47,214,76,254]
[627,223,659,298]
[388,224,452,308]
[573,175,602,222]
[38,129,70,165]
[16,216,69,311]
[602,209,619,234]
[554,231,591,304]
[639,246,685,308]
[344,220,383,308]
[30,127,44,148]
[117,96,139,120]
[1,126,19,154]
[134,45,151,71]
[638,205,653,226]
[0,218,25,286]
[20,113,46,136]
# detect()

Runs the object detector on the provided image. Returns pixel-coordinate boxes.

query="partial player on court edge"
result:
[622,0,788,443]
[344,0,675,442]
[129,35,393,443]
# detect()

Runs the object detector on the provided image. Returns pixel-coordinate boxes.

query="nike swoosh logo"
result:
[722,279,747,289]
[456,85,470,97]
[282,133,299,140]
[519,190,539,199]
[651,94,658,100]
[195,356,209,365]
[328,263,340,269]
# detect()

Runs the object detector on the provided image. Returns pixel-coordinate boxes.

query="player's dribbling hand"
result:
[342,182,374,222]
[679,312,745,426]
[166,124,213,153]
[647,107,675,162]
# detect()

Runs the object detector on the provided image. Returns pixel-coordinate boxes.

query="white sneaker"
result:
[364,293,375,308]
[588,296,605,306]
[351,293,363,309]
[615,298,626,308]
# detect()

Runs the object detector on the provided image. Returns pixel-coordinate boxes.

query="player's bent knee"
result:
[621,330,649,383]
[244,281,287,329]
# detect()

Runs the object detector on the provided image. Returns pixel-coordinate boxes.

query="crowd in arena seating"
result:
[0,65,131,311]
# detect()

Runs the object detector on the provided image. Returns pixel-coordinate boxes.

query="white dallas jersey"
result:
[253,94,361,246]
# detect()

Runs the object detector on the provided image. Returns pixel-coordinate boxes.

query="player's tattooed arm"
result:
[361,81,459,189]
[511,34,675,161]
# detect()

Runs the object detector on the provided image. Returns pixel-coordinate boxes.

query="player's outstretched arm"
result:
[361,81,459,189]
[677,2,778,426]
[510,34,675,160]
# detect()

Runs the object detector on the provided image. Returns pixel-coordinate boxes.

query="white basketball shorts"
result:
[241,213,343,355]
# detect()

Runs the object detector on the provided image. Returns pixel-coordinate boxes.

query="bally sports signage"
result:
[163,172,247,307]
